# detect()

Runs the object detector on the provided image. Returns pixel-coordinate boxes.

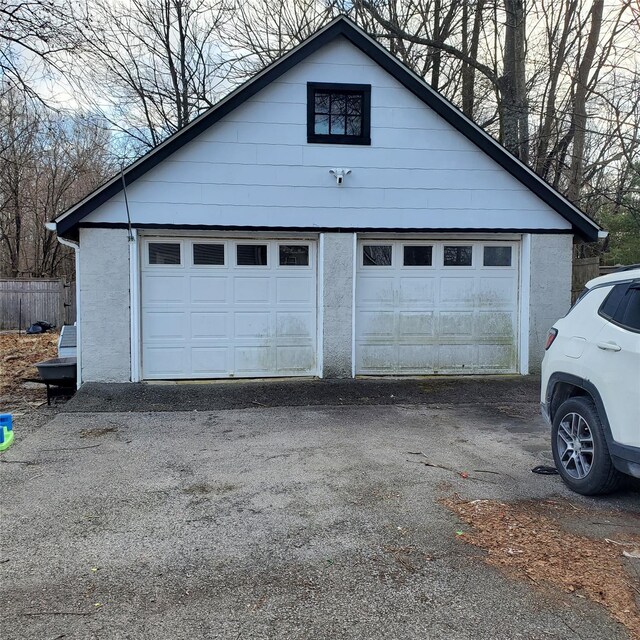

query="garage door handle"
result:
[597,341,621,352]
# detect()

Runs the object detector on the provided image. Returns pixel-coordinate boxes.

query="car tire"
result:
[551,396,623,496]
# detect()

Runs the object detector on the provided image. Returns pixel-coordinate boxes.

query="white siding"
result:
[83,37,571,232]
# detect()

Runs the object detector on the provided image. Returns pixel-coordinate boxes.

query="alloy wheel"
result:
[556,412,595,480]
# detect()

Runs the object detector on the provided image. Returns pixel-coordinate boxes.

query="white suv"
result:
[541,266,640,495]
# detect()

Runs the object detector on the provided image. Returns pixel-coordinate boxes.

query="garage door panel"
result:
[356,239,519,375]
[234,277,271,303]
[438,344,478,370]
[276,311,315,338]
[142,238,317,379]
[234,312,270,338]
[190,277,227,304]
[358,344,397,371]
[478,344,516,369]
[476,311,515,337]
[439,312,474,337]
[357,278,395,305]
[478,277,516,307]
[357,311,395,337]
[398,278,435,304]
[398,345,437,370]
[144,347,187,376]
[234,346,273,373]
[143,311,188,340]
[398,312,435,337]
[277,346,316,371]
[191,312,227,339]
[276,278,314,304]
[191,347,229,374]
[439,278,475,305]
[145,276,186,305]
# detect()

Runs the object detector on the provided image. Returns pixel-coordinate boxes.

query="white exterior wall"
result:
[528,234,573,371]
[321,233,355,378]
[73,35,580,382]
[79,228,131,382]
[82,38,572,233]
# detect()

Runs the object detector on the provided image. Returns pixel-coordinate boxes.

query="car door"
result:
[587,283,640,448]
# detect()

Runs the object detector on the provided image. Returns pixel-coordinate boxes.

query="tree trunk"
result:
[502,0,528,161]
[567,0,604,203]
[462,0,485,118]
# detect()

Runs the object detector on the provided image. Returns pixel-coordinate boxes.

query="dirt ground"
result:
[0,331,64,438]
[1,331,59,395]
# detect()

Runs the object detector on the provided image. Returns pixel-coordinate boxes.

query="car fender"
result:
[545,372,640,479]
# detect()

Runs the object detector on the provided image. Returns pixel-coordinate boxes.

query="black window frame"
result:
[307,82,371,145]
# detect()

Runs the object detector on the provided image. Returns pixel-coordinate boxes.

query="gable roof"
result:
[55,15,602,241]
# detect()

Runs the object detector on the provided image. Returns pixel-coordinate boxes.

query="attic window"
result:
[307,83,371,145]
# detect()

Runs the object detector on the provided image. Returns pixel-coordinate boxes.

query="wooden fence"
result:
[0,279,76,330]
[571,257,601,303]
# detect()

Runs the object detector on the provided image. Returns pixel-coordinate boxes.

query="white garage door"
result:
[356,240,520,375]
[141,238,317,379]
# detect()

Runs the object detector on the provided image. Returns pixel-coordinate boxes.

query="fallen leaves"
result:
[0,332,58,397]
[442,496,640,638]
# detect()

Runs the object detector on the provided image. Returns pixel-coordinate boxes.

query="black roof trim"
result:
[56,16,600,242]
[79,222,574,235]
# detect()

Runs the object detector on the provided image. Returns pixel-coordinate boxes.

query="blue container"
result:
[0,414,11,431]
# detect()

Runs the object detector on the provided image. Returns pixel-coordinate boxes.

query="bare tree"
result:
[0,0,82,101]
[228,0,335,77]
[77,0,233,150]
[0,88,114,277]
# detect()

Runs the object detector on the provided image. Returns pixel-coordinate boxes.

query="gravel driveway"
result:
[1,378,638,639]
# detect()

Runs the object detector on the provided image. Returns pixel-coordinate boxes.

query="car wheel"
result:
[551,396,623,496]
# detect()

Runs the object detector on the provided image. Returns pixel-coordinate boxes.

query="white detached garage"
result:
[355,239,520,375]
[141,238,317,379]
[51,16,602,385]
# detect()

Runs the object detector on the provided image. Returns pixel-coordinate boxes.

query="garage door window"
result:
[279,245,309,266]
[443,245,472,266]
[193,243,224,266]
[363,245,392,266]
[403,245,432,267]
[237,244,268,266]
[483,246,512,267]
[149,242,181,265]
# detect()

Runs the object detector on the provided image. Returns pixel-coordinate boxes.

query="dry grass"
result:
[0,332,59,397]
[443,496,640,639]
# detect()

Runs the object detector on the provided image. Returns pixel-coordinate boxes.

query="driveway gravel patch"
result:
[62,375,541,413]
